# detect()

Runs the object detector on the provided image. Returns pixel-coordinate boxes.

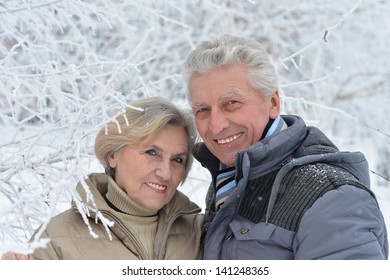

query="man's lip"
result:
[215,132,243,144]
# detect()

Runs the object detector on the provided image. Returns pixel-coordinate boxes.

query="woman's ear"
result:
[108,152,117,168]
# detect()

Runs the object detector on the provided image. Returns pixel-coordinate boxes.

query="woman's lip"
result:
[146,182,167,191]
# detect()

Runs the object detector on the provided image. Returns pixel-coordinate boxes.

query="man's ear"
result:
[269,90,280,119]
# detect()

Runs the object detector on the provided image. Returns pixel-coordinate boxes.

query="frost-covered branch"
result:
[1,0,390,254]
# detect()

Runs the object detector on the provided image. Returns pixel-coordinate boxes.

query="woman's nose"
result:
[154,160,171,180]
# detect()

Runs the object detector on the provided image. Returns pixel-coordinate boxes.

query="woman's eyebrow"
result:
[149,144,188,157]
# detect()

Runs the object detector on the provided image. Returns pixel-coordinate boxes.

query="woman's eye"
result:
[145,149,158,156]
[173,157,185,164]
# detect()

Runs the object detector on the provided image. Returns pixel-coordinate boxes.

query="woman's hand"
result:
[1,251,33,260]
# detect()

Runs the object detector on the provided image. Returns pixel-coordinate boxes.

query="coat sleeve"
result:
[293,184,388,259]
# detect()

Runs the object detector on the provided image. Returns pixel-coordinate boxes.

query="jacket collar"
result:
[194,114,370,187]
[72,173,201,219]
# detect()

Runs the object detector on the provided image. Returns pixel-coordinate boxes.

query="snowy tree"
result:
[1,0,389,255]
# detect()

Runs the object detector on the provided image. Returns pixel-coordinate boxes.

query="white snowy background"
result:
[1,0,389,257]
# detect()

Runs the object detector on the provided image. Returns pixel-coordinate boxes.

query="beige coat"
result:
[31,173,203,260]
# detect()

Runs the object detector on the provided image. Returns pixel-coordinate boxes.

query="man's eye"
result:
[225,100,241,111]
[197,107,208,113]
[194,107,210,119]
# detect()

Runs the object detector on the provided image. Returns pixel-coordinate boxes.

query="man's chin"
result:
[216,153,236,167]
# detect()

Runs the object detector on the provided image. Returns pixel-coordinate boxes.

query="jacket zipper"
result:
[156,208,201,259]
[99,210,149,260]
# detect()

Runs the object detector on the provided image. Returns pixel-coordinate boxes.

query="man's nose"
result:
[209,109,229,134]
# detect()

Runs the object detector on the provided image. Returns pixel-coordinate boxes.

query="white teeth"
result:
[217,133,242,144]
[146,183,166,190]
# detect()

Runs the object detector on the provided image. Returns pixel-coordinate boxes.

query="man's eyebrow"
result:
[191,102,207,108]
[220,89,240,100]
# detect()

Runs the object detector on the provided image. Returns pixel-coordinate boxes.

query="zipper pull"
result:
[225,233,233,241]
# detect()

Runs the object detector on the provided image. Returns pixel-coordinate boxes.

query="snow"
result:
[1,0,390,257]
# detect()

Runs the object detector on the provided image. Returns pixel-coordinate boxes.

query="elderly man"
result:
[182,34,388,260]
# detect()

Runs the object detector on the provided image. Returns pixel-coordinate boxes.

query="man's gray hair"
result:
[182,34,278,100]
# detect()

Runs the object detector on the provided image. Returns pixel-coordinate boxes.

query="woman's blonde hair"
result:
[94,96,197,183]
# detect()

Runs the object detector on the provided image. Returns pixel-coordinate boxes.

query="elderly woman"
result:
[3,96,203,260]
